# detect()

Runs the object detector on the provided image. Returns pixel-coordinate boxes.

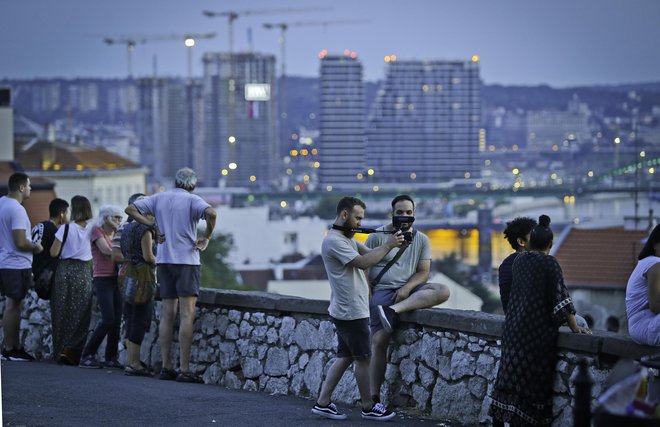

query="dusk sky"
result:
[1,0,659,87]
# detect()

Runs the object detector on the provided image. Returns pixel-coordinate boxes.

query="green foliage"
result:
[433,253,502,314]
[200,233,256,291]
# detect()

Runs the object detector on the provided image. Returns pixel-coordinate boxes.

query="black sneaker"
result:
[78,355,102,369]
[158,368,178,381]
[362,402,396,421]
[377,305,395,333]
[2,347,35,362]
[312,402,348,420]
[104,358,123,369]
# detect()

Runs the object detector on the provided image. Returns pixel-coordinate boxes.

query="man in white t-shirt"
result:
[0,172,43,361]
[312,196,403,422]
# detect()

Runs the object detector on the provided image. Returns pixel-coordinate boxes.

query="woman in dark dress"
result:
[489,215,590,426]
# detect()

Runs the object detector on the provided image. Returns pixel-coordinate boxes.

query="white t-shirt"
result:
[0,196,33,269]
[321,230,369,320]
[55,222,93,261]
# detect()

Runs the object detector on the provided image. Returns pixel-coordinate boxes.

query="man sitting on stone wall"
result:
[367,195,450,405]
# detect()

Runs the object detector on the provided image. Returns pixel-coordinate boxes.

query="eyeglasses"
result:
[112,216,123,221]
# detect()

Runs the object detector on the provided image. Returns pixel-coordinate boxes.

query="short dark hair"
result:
[128,193,145,205]
[391,194,415,210]
[126,193,146,223]
[48,198,69,218]
[639,224,660,260]
[503,217,537,250]
[529,215,553,251]
[336,196,366,216]
[8,172,29,192]
[70,195,92,222]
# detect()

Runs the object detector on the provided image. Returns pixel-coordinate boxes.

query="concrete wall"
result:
[2,289,657,426]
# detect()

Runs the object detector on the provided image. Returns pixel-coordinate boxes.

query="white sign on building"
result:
[244,83,270,101]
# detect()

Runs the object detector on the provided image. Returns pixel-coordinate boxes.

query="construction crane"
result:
[262,19,368,151]
[102,32,217,79]
[202,7,331,55]
[261,19,368,78]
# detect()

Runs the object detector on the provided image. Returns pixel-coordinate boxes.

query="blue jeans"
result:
[82,276,121,360]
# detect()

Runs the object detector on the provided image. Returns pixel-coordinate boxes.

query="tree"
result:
[200,233,255,291]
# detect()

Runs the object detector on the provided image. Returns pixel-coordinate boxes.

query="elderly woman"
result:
[50,195,94,366]
[490,215,590,426]
[627,224,660,346]
[78,205,124,369]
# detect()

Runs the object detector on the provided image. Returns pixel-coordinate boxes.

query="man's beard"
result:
[393,221,412,231]
[341,219,355,238]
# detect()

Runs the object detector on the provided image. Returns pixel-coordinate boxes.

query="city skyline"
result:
[1,0,660,87]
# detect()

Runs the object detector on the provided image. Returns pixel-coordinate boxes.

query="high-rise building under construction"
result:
[202,52,279,188]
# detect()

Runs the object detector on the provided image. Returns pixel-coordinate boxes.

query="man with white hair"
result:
[125,168,217,383]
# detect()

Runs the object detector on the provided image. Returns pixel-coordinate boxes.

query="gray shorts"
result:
[369,283,432,334]
[157,264,200,299]
[0,269,33,301]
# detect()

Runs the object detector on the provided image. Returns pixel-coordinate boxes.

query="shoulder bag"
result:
[34,224,69,300]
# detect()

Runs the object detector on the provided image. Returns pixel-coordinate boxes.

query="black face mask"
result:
[392,215,415,231]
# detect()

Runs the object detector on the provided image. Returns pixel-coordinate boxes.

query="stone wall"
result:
[2,289,658,426]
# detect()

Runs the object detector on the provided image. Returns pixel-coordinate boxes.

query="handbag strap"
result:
[57,224,69,258]
[370,230,417,287]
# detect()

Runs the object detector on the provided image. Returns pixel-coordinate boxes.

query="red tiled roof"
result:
[554,226,648,288]
[15,140,139,172]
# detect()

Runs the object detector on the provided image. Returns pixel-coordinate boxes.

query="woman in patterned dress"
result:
[49,195,94,365]
[489,215,590,426]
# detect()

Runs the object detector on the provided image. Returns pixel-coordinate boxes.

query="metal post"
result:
[573,358,593,427]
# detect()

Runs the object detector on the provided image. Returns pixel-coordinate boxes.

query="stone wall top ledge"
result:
[196,289,659,361]
[198,288,328,315]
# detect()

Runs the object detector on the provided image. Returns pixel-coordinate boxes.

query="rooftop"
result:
[554,225,648,288]
[15,139,140,172]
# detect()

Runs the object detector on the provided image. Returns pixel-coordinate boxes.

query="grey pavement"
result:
[1,360,454,427]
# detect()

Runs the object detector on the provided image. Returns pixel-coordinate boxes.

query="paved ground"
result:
[1,360,453,427]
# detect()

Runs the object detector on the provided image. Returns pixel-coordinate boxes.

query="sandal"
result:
[124,365,152,377]
[175,371,203,383]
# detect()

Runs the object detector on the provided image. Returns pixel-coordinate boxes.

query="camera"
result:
[392,215,415,243]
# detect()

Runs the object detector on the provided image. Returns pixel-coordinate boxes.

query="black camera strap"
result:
[371,230,417,287]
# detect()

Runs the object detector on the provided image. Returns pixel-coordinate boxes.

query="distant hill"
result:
[481,82,660,114]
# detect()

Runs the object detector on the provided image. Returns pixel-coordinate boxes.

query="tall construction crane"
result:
[201,7,331,54]
[262,19,368,151]
[102,32,217,79]
[261,19,368,78]
[202,7,328,187]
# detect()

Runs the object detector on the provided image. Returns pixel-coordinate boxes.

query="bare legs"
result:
[178,295,197,373]
[2,297,22,350]
[370,283,450,400]
[158,298,178,371]
[391,283,450,314]
[317,356,374,411]
[158,296,197,373]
